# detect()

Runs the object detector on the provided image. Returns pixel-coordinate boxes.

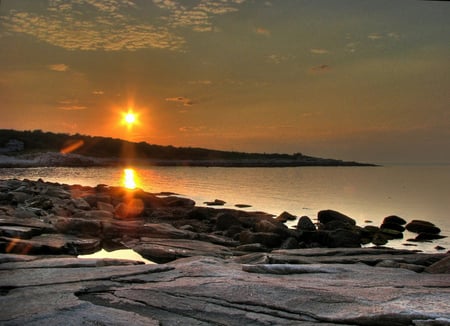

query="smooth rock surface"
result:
[1,253,449,326]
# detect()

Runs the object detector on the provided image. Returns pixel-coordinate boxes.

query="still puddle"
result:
[78,248,155,264]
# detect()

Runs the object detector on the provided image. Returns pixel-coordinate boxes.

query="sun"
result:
[122,110,138,127]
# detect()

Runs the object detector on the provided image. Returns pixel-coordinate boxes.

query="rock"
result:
[235,204,252,208]
[296,216,316,231]
[114,199,145,219]
[129,238,232,263]
[243,264,344,275]
[275,211,296,223]
[0,225,41,239]
[318,209,356,230]
[279,237,299,249]
[372,233,389,246]
[383,215,407,225]
[414,233,447,241]
[234,243,269,253]
[71,198,91,210]
[215,212,241,231]
[406,220,441,234]
[97,201,114,212]
[54,217,102,236]
[380,222,405,232]
[425,255,450,274]
[379,228,404,239]
[435,246,446,251]
[325,228,361,248]
[204,199,226,206]
[239,230,282,248]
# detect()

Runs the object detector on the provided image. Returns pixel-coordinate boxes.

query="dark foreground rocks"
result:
[1,250,449,325]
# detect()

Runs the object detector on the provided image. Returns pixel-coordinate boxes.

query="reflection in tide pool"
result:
[79,249,155,264]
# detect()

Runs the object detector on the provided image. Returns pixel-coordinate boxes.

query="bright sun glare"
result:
[122,110,138,126]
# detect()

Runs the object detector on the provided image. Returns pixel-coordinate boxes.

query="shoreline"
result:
[0,178,449,325]
[0,151,378,168]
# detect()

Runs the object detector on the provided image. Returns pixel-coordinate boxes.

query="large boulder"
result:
[296,216,316,231]
[275,211,296,223]
[425,255,450,274]
[406,220,441,234]
[215,212,241,231]
[382,215,407,225]
[239,230,282,248]
[324,229,361,248]
[318,210,356,230]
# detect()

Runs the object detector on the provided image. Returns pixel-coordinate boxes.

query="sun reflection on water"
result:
[123,168,138,189]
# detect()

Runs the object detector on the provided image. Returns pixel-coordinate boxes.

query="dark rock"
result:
[363,225,379,234]
[406,220,441,234]
[318,210,356,230]
[379,228,404,239]
[414,233,446,241]
[114,199,145,219]
[326,229,361,248]
[234,243,269,253]
[204,199,226,206]
[275,211,296,223]
[279,237,299,249]
[383,215,407,225]
[54,217,102,236]
[435,246,446,251]
[380,222,405,232]
[372,233,389,246]
[164,196,195,207]
[296,216,316,231]
[215,212,241,231]
[239,230,282,248]
[235,204,252,208]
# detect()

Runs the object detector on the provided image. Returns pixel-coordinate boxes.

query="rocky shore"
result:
[1,179,449,325]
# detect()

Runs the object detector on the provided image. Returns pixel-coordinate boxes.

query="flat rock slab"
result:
[1,254,449,326]
[128,238,233,263]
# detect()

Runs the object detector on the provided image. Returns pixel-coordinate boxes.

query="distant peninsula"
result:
[0,129,376,168]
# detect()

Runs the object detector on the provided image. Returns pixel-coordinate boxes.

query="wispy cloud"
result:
[48,64,69,72]
[166,96,194,106]
[310,48,329,55]
[92,90,104,95]
[188,80,213,85]
[57,99,87,110]
[309,64,331,73]
[255,27,271,37]
[368,33,383,40]
[266,54,293,64]
[153,0,246,33]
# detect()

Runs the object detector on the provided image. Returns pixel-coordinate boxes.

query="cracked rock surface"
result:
[1,252,449,325]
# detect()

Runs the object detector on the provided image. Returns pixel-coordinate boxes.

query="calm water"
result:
[1,165,449,253]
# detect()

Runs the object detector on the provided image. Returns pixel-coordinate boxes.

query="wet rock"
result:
[318,209,356,230]
[383,215,407,225]
[380,222,405,232]
[325,228,361,248]
[413,233,447,241]
[406,220,441,234]
[379,228,404,239]
[234,243,269,253]
[275,211,296,223]
[204,199,226,206]
[235,204,252,208]
[296,215,316,231]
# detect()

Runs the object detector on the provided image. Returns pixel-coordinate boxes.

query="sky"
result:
[0,0,449,164]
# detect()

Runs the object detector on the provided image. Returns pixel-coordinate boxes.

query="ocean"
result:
[1,165,449,253]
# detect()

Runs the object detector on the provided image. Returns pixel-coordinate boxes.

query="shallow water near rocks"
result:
[1,164,449,253]
[79,249,155,264]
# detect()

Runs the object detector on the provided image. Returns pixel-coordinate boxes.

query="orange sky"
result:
[0,0,449,164]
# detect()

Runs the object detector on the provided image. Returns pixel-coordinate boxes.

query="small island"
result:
[0,129,376,168]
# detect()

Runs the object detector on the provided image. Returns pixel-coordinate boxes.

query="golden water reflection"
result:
[123,168,138,189]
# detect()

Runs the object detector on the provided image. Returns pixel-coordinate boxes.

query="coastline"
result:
[0,151,377,168]
[0,178,449,325]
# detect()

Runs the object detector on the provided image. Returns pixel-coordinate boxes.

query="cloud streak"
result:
[166,96,194,106]
[48,64,69,72]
